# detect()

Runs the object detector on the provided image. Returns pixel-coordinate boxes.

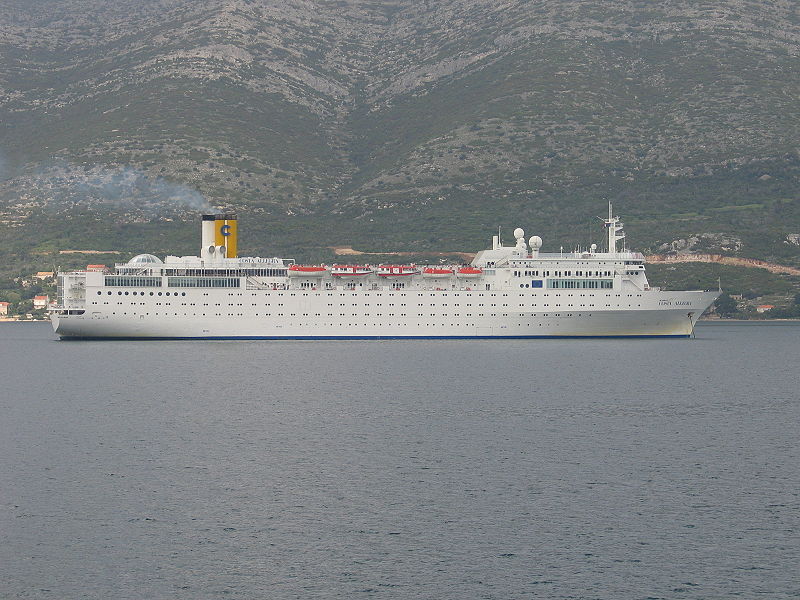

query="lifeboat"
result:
[376,265,418,277]
[331,265,373,276]
[422,267,455,278]
[456,267,482,278]
[288,265,328,277]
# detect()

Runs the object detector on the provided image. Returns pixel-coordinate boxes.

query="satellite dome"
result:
[513,227,525,240]
[128,254,162,265]
[529,236,543,249]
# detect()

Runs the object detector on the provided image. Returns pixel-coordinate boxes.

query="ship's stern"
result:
[50,271,89,338]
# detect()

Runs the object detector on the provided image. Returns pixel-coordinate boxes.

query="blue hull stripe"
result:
[60,334,691,341]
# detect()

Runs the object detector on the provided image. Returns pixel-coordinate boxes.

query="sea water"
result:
[1,322,798,599]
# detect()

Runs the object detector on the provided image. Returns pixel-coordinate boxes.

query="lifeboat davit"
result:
[331,265,373,276]
[288,265,328,277]
[422,267,455,277]
[376,265,418,277]
[456,267,482,278]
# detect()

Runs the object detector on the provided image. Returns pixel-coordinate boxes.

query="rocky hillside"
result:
[1,0,799,268]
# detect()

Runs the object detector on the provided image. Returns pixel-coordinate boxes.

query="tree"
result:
[0,291,21,304]
[714,293,739,318]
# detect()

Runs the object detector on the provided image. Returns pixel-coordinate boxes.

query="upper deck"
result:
[54,205,663,308]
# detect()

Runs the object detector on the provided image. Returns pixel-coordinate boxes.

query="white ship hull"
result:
[52,288,718,339]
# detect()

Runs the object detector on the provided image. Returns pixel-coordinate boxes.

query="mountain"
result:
[1,0,799,274]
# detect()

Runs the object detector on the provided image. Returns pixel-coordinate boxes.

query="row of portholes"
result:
[98,291,187,297]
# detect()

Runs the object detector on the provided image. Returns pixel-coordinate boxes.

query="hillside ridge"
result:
[0,0,799,275]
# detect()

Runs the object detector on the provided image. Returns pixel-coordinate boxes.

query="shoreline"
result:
[700,318,800,322]
[0,318,50,323]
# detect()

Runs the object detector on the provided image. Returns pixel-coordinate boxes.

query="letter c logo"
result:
[220,224,231,236]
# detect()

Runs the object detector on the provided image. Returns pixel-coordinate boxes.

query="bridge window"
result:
[548,279,613,289]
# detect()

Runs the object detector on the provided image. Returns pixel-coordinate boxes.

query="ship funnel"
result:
[201,213,238,259]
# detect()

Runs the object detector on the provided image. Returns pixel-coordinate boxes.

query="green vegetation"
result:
[0,276,56,318]
[714,293,739,318]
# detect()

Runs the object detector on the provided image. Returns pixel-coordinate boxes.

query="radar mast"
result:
[604,202,625,254]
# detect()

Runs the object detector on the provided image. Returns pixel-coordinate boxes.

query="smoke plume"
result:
[29,160,215,215]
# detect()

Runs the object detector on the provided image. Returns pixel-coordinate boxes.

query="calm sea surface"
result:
[1,321,798,599]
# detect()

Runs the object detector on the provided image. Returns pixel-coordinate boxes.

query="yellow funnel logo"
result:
[214,218,237,257]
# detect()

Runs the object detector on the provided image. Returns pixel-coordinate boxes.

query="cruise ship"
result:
[51,207,719,339]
